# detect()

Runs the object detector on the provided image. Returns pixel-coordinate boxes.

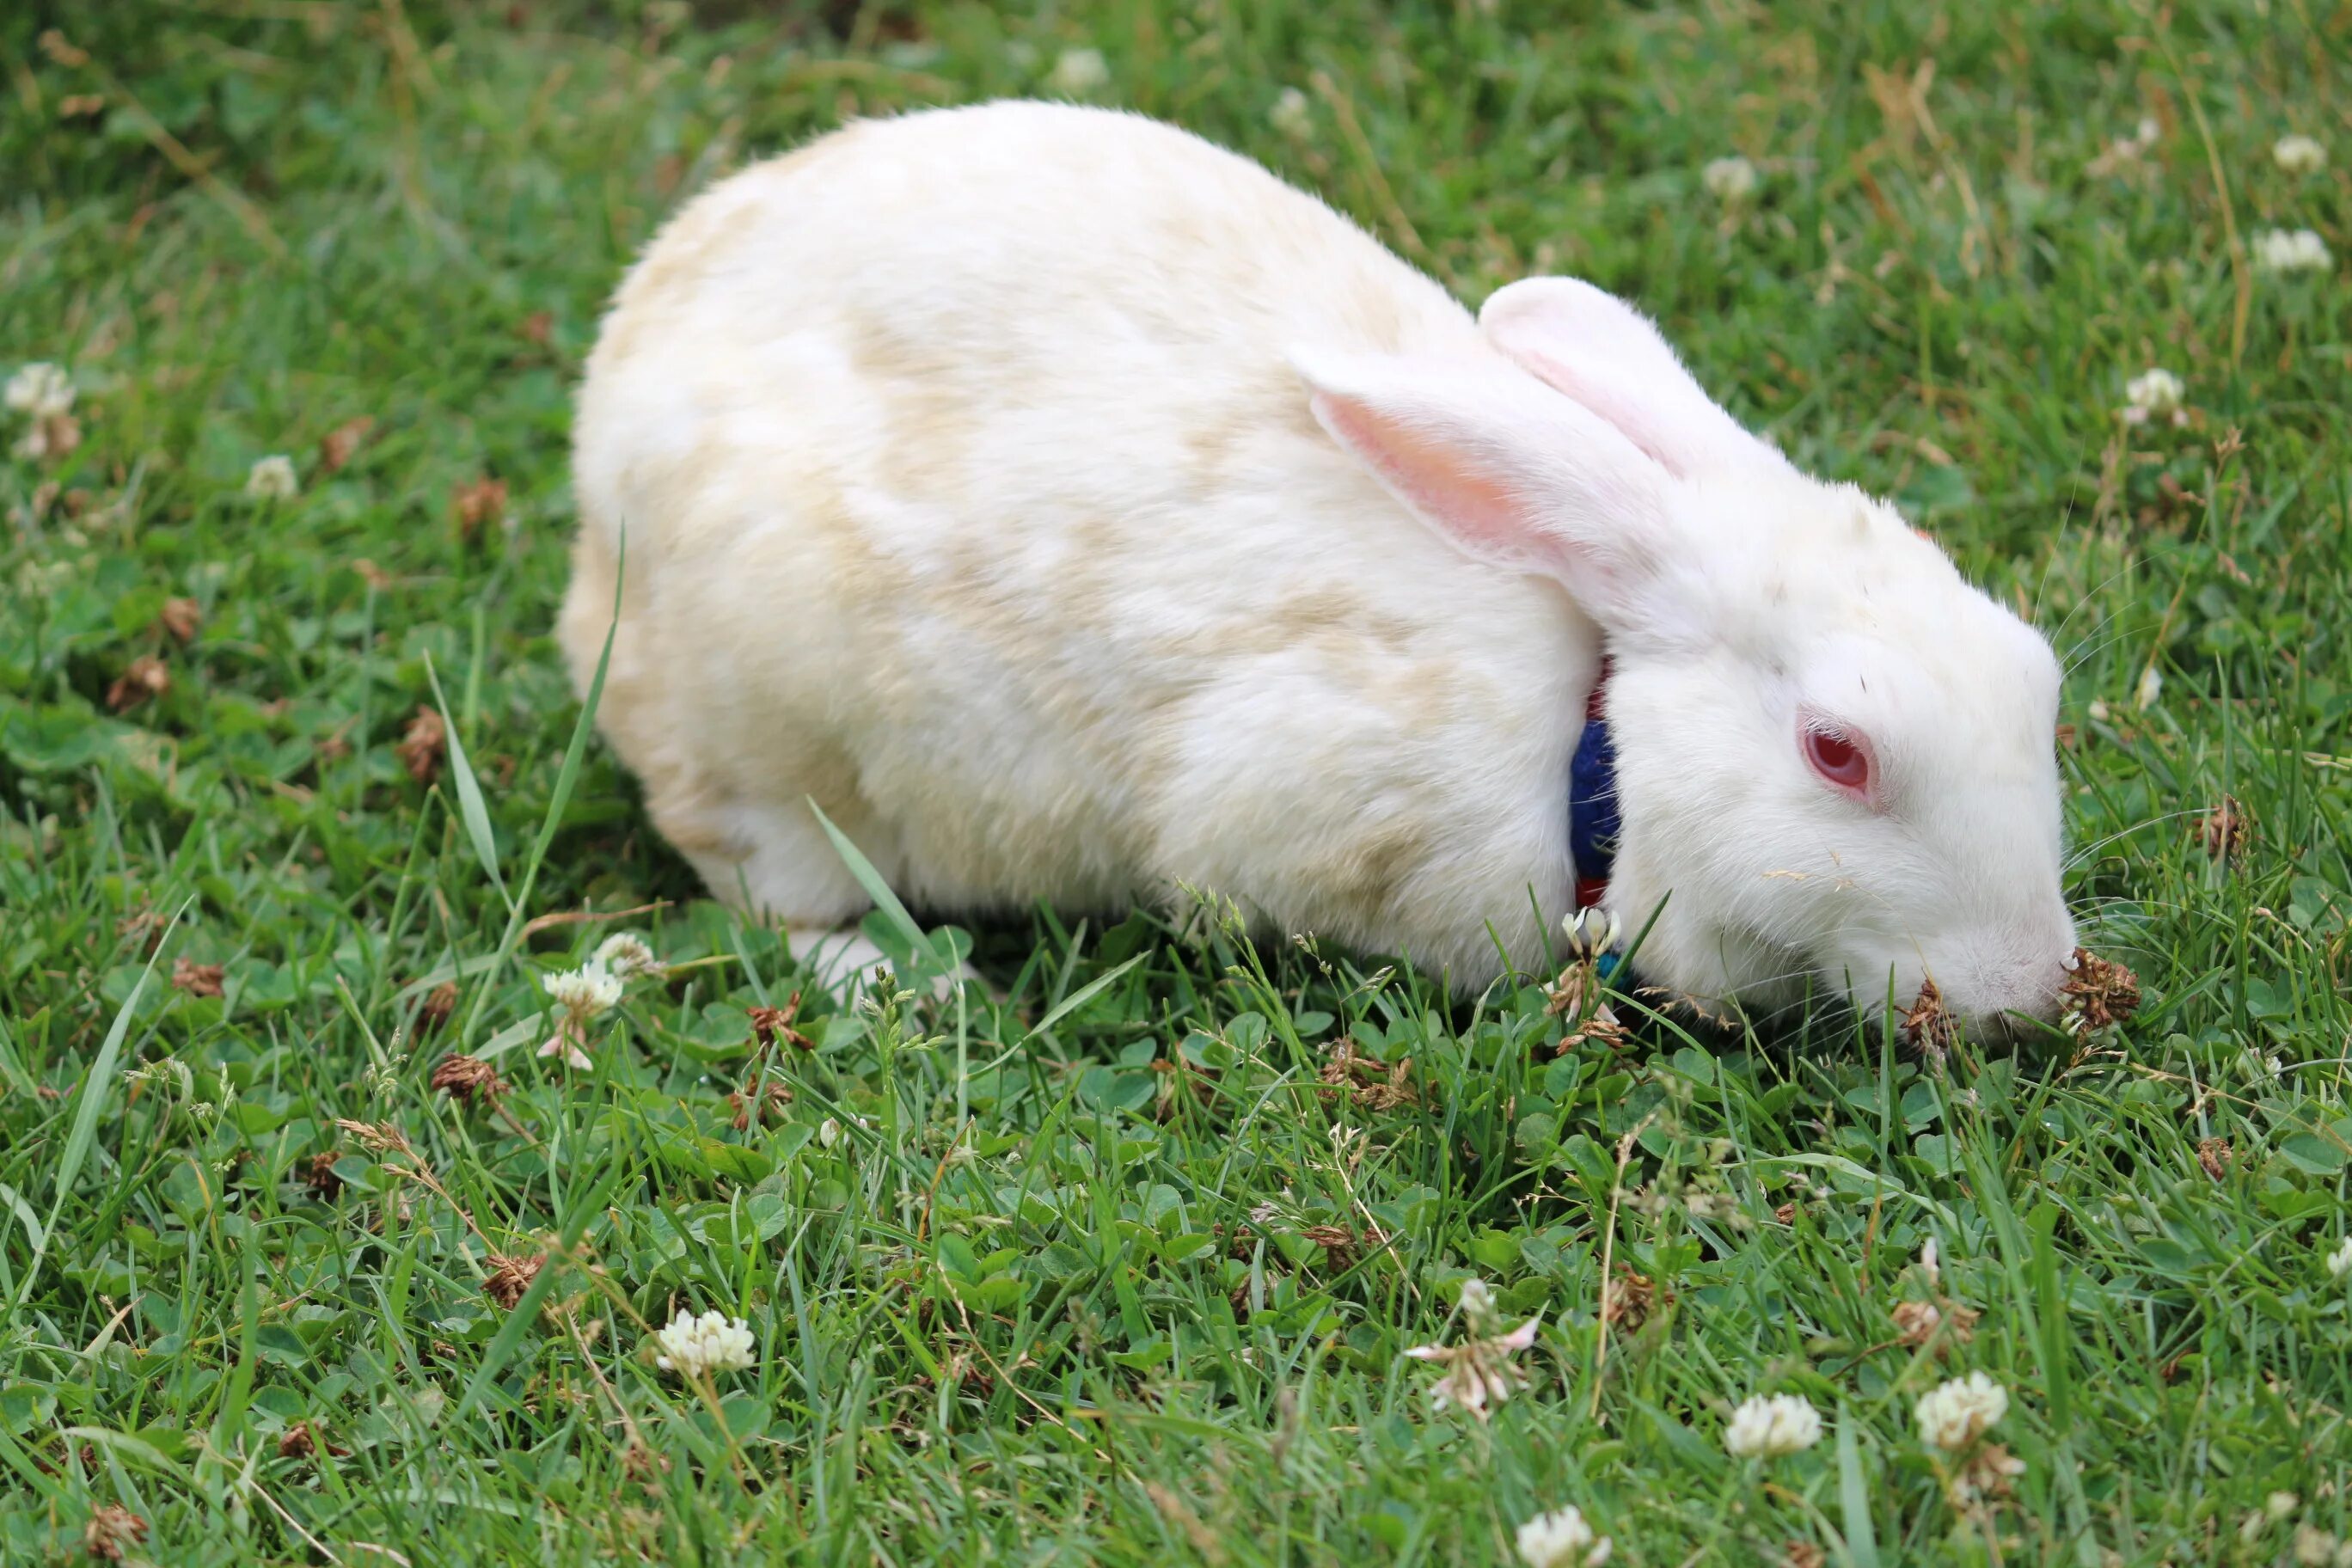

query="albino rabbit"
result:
[561,101,2075,1026]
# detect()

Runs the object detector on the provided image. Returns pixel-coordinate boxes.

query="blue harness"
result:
[1567,685,1619,906]
[1568,672,1623,983]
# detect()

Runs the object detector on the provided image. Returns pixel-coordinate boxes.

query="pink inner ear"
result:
[1310,391,1563,576]
[1509,346,1697,479]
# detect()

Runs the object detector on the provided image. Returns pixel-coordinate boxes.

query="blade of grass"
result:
[9,898,186,1314]
[452,1155,632,1424]
[456,530,623,1050]
[808,798,935,967]
[1835,1405,1882,1568]
[426,652,511,916]
[1024,954,1143,1044]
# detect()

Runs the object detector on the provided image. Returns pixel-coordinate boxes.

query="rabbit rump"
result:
[561,101,2076,1025]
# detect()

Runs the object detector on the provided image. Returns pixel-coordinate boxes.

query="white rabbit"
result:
[560,101,2076,1025]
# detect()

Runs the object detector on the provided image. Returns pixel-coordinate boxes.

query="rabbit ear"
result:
[1479,278,1788,481]
[1290,346,1695,634]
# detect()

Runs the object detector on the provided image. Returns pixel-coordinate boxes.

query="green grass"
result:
[3,1,2349,1563]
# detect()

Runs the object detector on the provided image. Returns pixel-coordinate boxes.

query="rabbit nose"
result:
[1944,953,2071,1031]
[2008,965,2072,1024]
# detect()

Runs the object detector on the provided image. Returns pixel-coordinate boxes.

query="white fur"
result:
[561,101,2075,1023]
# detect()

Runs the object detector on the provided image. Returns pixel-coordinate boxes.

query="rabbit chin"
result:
[1611,900,2075,1036]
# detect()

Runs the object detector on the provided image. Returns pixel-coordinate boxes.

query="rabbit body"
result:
[564,101,2078,1020]
[566,101,1585,981]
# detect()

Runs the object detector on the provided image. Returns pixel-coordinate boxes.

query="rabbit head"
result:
[1294,278,2075,1029]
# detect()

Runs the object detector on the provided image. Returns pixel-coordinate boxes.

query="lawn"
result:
[3,1,2349,1563]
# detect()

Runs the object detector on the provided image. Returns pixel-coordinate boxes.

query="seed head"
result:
[1601,1265,1660,1331]
[417,980,459,1032]
[302,1150,345,1199]
[748,993,813,1051]
[396,706,447,784]
[452,475,509,541]
[83,1505,147,1561]
[483,1252,545,1309]
[317,415,375,474]
[157,597,202,643]
[106,655,170,712]
[1892,1296,1979,1350]
[2059,946,2141,1034]
[1902,977,1954,1065]
[2197,796,2251,863]
[429,1053,505,1106]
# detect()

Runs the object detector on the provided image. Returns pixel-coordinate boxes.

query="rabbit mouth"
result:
[1619,930,1815,1028]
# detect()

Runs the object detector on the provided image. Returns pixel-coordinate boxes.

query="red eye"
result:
[1804,726,1872,797]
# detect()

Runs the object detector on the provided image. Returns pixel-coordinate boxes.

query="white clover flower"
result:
[2088,118,2160,175]
[545,959,623,1020]
[2274,134,2327,175]
[2119,367,2186,427]
[5,363,75,418]
[1724,1392,1824,1457]
[245,454,300,500]
[1561,906,1620,959]
[1516,1505,1613,1568]
[1682,1186,1748,1224]
[1403,1314,1542,1419]
[1702,155,1758,200]
[1049,46,1109,95]
[592,931,660,978]
[1269,86,1313,139]
[818,1116,843,1148]
[2133,665,2163,712]
[2326,1235,2352,1278]
[651,1308,757,1376]
[537,959,623,1067]
[1915,1371,2009,1449]
[2254,228,2332,274]
[2241,1495,2305,1545]
[2291,1522,2349,1566]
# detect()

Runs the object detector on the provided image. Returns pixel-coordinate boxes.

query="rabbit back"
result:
[564,102,1591,977]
